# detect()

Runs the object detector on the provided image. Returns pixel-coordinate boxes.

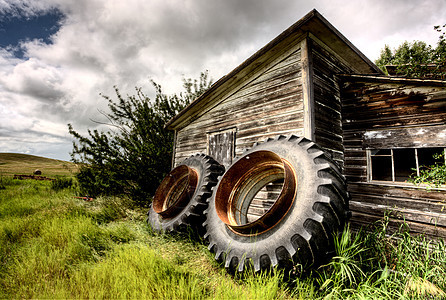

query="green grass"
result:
[0,153,78,177]
[290,220,446,299]
[1,179,445,299]
[0,179,289,299]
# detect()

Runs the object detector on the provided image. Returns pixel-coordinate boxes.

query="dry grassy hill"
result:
[0,153,78,177]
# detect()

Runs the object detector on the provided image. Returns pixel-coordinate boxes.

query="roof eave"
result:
[340,74,446,87]
[166,9,382,131]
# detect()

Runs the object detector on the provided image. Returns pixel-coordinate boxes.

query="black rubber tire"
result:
[203,135,350,272]
[147,153,224,233]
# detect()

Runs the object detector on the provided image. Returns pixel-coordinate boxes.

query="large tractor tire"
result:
[203,135,350,272]
[147,153,224,233]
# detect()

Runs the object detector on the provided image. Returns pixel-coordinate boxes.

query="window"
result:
[368,147,445,183]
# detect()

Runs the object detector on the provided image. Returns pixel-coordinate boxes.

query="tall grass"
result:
[1,178,445,299]
[291,218,446,299]
[0,179,287,299]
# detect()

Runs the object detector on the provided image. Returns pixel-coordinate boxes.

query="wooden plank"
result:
[199,78,302,122]
[344,149,367,159]
[314,128,343,151]
[235,129,305,157]
[314,104,343,136]
[174,45,304,166]
[309,33,355,74]
[301,37,315,140]
[342,113,446,131]
[344,155,365,166]
[208,129,235,168]
[350,201,446,227]
[167,33,305,131]
[179,94,303,137]
[349,190,446,213]
[341,81,446,134]
[179,72,302,131]
[176,105,304,150]
[186,50,302,124]
[309,38,351,165]
[349,211,446,239]
[313,85,341,111]
[344,166,366,176]
[348,182,446,202]
[236,110,304,132]
[363,125,446,149]
[238,118,304,138]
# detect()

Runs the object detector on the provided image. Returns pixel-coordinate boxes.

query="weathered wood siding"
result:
[342,78,446,238]
[311,39,354,167]
[173,43,304,167]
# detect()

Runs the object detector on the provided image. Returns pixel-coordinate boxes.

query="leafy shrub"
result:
[409,152,446,188]
[0,175,14,190]
[69,72,212,207]
[51,177,73,191]
[375,27,446,79]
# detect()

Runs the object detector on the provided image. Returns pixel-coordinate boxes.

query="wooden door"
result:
[208,129,235,168]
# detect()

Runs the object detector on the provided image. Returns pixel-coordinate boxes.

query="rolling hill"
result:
[0,153,78,177]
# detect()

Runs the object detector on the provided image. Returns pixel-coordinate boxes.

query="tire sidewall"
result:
[148,154,216,232]
[205,137,332,262]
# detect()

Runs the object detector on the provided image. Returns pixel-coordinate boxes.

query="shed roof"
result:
[341,74,446,87]
[166,9,382,130]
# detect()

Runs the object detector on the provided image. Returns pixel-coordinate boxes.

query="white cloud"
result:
[0,0,56,18]
[1,57,63,100]
[323,0,446,60]
[0,0,445,160]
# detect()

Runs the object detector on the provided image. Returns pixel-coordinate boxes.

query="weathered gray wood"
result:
[310,39,354,169]
[246,181,283,223]
[173,43,304,167]
[171,130,177,169]
[301,37,315,141]
[349,211,446,239]
[342,78,446,239]
[350,201,446,227]
[169,33,306,132]
[363,125,446,149]
[208,129,235,168]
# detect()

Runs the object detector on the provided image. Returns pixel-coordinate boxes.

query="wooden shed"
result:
[165,10,446,238]
[341,75,446,238]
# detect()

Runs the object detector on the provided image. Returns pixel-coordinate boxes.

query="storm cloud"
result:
[1,0,445,160]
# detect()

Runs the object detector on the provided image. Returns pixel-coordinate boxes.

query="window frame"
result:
[367,147,446,185]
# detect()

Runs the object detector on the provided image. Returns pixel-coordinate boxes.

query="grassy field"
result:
[1,155,445,299]
[0,153,78,177]
[0,178,290,299]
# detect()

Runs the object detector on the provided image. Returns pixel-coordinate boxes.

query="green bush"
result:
[0,175,14,190]
[51,177,73,191]
[409,152,446,188]
[69,72,212,207]
[375,26,446,79]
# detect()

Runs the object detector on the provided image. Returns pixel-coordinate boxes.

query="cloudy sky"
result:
[1,0,445,161]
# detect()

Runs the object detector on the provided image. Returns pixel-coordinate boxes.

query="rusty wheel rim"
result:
[215,150,297,235]
[153,165,198,218]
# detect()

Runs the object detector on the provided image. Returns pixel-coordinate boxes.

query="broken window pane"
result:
[393,148,416,182]
[371,156,392,181]
[418,148,445,170]
[369,147,445,184]
[371,149,391,156]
